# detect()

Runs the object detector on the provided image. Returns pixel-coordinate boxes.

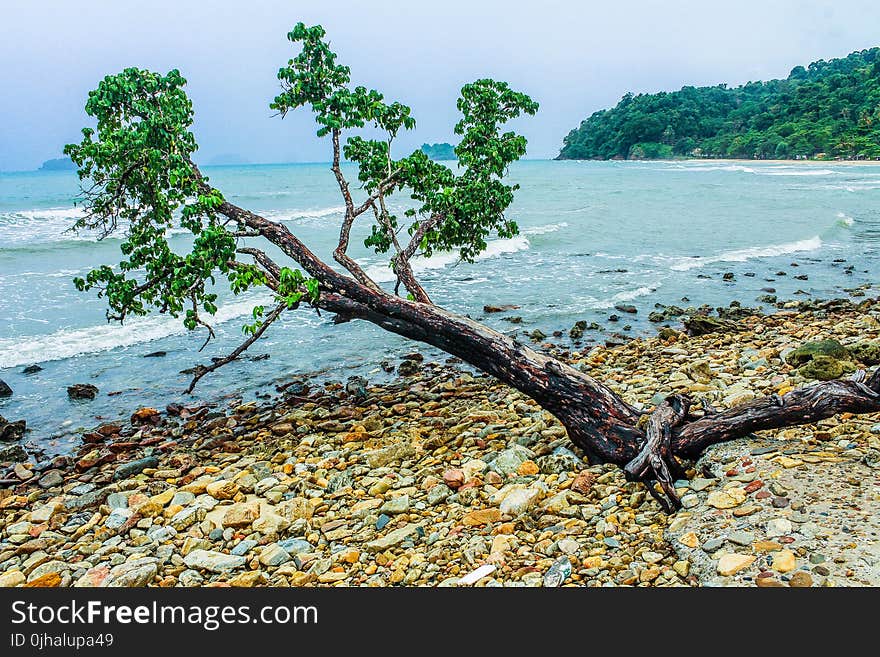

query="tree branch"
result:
[330,129,383,291]
[236,247,282,284]
[672,370,880,458]
[371,198,432,304]
[185,302,286,393]
[403,212,444,261]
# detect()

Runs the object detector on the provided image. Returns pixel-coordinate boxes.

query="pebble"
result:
[727,530,754,546]
[717,553,755,576]
[183,550,247,573]
[2,299,877,590]
[258,544,291,567]
[113,456,159,481]
[789,571,813,587]
[702,538,725,553]
[771,549,797,573]
[766,518,793,538]
[379,495,410,514]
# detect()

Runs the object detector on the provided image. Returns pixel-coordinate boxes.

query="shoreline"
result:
[555,157,880,165]
[1,295,878,587]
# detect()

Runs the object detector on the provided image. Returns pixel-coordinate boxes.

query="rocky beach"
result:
[1,295,878,588]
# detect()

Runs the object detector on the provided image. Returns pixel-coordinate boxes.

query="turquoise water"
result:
[1,160,878,454]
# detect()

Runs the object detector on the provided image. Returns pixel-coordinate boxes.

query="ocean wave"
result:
[836,212,855,227]
[263,206,345,223]
[0,207,199,247]
[669,163,841,176]
[14,207,84,220]
[0,295,271,369]
[760,168,837,176]
[592,285,659,308]
[0,204,346,247]
[821,182,880,192]
[668,236,823,271]
[670,164,756,173]
[363,235,531,283]
[522,222,568,235]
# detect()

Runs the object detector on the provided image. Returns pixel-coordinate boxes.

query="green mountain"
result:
[558,48,880,161]
[39,157,77,171]
[420,142,456,160]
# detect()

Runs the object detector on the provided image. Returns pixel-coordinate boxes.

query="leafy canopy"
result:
[65,23,537,350]
[272,23,538,263]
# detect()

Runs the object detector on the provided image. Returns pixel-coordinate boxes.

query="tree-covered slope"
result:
[420,142,456,160]
[558,47,880,160]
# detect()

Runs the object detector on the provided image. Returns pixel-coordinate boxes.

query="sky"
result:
[2,0,880,170]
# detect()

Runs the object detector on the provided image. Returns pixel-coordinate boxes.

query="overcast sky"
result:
[2,0,880,170]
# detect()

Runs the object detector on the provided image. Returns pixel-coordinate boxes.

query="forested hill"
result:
[558,47,880,161]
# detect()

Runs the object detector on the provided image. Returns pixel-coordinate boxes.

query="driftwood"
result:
[187,164,880,511]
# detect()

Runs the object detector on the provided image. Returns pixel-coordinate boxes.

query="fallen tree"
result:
[65,23,880,511]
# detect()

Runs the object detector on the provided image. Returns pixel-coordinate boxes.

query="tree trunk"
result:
[317,286,880,509]
[218,195,880,511]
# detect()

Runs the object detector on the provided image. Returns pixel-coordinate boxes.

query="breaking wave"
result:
[668,236,823,271]
[0,295,272,369]
[363,235,531,283]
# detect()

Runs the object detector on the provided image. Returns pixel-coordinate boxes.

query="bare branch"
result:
[185,302,286,393]
[326,129,383,290]
[371,198,432,304]
[351,172,400,218]
[403,212,444,261]
[236,247,282,283]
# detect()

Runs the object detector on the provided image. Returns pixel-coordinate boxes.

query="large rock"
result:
[103,558,158,587]
[222,502,260,528]
[848,341,880,366]
[489,446,535,476]
[258,543,291,567]
[706,487,746,509]
[0,380,12,398]
[717,553,755,576]
[206,480,239,500]
[0,416,26,442]
[67,383,98,400]
[365,523,419,551]
[0,444,28,462]
[113,456,159,480]
[682,315,739,336]
[0,570,26,587]
[183,549,246,573]
[277,497,313,522]
[785,339,848,367]
[798,356,847,381]
[366,443,416,468]
[499,486,542,516]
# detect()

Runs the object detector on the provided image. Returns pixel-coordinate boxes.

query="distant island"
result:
[558,47,880,161]
[420,143,456,160]
[39,157,76,171]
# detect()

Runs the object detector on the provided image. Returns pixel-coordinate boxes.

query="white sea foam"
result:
[668,236,823,271]
[15,207,84,220]
[522,222,568,235]
[264,206,345,224]
[592,285,659,309]
[669,163,839,176]
[363,235,531,283]
[760,168,837,176]
[0,207,196,246]
[0,205,346,246]
[671,164,756,174]
[0,295,271,369]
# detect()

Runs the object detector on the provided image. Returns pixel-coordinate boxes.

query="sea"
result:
[1,159,878,455]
